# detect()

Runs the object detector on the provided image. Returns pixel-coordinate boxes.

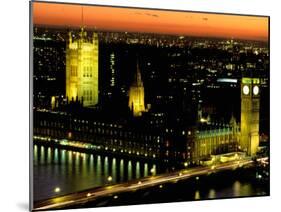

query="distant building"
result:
[33,109,174,162]
[33,109,239,165]
[128,62,146,116]
[109,52,116,88]
[66,28,99,107]
[191,119,240,164]
[33,37,65,108]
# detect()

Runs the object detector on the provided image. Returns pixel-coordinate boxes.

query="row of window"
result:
[194,137,238,158]
[36,119,163,143]
[34,128,162,152]
[69,65,97,78]
[83,89,93,101]
[83,66,93,78]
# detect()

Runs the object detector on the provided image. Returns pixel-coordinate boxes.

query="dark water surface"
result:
[33,145,269,203]
[33,145,158,201]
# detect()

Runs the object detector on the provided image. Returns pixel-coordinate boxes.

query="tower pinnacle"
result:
[128,60,146,117]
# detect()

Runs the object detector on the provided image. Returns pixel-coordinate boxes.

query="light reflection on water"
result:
[193,179,266,200]
[194,190,200,200]
[208,189,216,199]
[33,145,157,201]
[34,145,268,203]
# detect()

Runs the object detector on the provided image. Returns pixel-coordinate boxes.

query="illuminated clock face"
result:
[253,85,259,95]
[243,85,250,95]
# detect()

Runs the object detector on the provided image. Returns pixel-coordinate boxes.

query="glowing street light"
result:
[107,176,113,182]
[150,168,156,175]
[54,187,61,193]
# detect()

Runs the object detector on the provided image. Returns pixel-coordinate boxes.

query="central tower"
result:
[66,28,99,107]
[128,62,146,117]
[240,77,260,156]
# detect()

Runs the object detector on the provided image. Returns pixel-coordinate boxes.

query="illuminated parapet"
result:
[128,62,146,117]
[66,28,99,107]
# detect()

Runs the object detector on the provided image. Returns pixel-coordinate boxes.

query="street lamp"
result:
[107,176,113,182]
[54,187,60,193]
[150,168,156,175]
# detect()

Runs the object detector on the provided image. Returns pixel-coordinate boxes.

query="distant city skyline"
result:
[33,2,268,41]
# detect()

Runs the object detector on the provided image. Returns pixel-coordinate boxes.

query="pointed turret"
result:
[128,59,146,117]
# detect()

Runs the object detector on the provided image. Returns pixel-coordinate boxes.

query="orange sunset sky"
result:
[33,2,269,41]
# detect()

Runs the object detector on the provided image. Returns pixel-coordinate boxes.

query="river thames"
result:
[33,145,269,204]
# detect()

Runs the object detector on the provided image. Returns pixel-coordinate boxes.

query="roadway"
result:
[33,158,254,210]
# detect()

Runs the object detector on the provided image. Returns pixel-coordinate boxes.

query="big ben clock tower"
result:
[240,77,260,156]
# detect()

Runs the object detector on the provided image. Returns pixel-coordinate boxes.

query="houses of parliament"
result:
[34,28,262,166]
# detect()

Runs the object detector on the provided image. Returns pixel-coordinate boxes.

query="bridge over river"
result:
[33,145,260,211]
